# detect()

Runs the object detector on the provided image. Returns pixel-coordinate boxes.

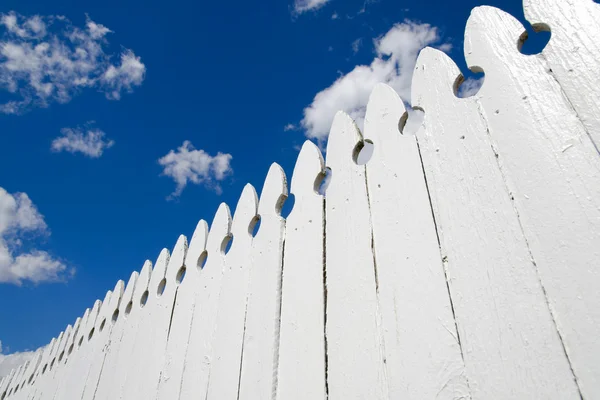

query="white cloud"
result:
[0,188,70,286]
[0,11,146,114]
[51,123,114,158]
[284,123,297,131]
[159,141,233,199]
[457,76,484,98]
[293,0,331,14]
[0,341,36,380]
[351,38,362,54]
[299,21,450,141]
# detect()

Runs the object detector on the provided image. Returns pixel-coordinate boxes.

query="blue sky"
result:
[0,0,545,361]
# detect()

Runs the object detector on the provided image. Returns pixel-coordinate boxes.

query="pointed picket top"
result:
[63,317,81,363]
[290,140,325,201]
[121,271,139,313]
[207,202,233,255]
[258,163,288,218]
[95,290,113,330]
[464,6,526,73]
[412,47,468,111]
[135,260,153,299]
[149,248,171,293]
[110,280,125,311]
[231,184,258,236]
[21,348,42,387]
[184,219,209,274]
[55,324,73,366]
[326,111,364,170]
[364,82,405,139]
[165,235,188,283]
[85,300,103,340]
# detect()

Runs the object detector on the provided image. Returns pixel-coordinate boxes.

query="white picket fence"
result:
[2,0,600,398]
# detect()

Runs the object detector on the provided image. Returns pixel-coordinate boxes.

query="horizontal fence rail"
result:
[2,0,599,398]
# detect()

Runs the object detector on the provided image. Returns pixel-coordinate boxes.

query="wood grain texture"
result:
[93,262,151,400]
[178,203,231,400]
[237,164,288,400]
[466,7,600,397]
[80,281,125,400]
[364,83,469,399]
[524,0,600,151]
[156,220,208,400]
[123,237,187,400]
[325,111,387,400]
[207,184,258,399]
[275,141,326,400]
[413,45,581,399]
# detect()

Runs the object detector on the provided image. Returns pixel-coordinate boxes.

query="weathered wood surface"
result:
[275,141,326,400]
[2,2,599,399]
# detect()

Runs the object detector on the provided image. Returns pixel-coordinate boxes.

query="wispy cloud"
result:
[293,0,331,14]
[0,188,71,286]
[0,340,36,379]
[51,123,114,158]
[158,141,233,199]
[283,123,297,132]
[0,11,146,114]
[351,38,363,54]
[298,21,450,141]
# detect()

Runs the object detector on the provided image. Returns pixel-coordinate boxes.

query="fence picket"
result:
[274,141,326,400]
[178,203,231,400]
[524,0,600,151]
[237,165,288,400]
[465,7,600,398]
[324,111,387,400]
[92,270,140,400]
[156,220,208,400]
[207,184,259,399]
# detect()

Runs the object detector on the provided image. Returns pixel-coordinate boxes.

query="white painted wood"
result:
[5,361,27,398]
[238,167,288,400]
[63,293,111,400]
[80,280,125,400]
[274,141,326,400]
[524,0,600,151]
[43,313,85,400]
[324,111,387,400]
[123,237,187,400]
[9,348,41,400]
[32,322,75,399]
[207,184,259,399]
[55,300,102,400]
[94,262,151,400]
[156,220,208,400]
[363,82,469,399]
[92,270,140,400]
[178,203,231,400]
[465,7,600,398]
[43,313,86,400]
[115,256,162,400]
[4,364,24,398]
[1,368,17,397]
[412,46,582,399]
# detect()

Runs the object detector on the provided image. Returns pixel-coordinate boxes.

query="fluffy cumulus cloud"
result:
[294,0,331,14]
[0,11,146,114]
[51,123,114,158]
[0,188,70,285]
[158,141,233,199]
[0,340,36,380]
[300,21,450,141]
